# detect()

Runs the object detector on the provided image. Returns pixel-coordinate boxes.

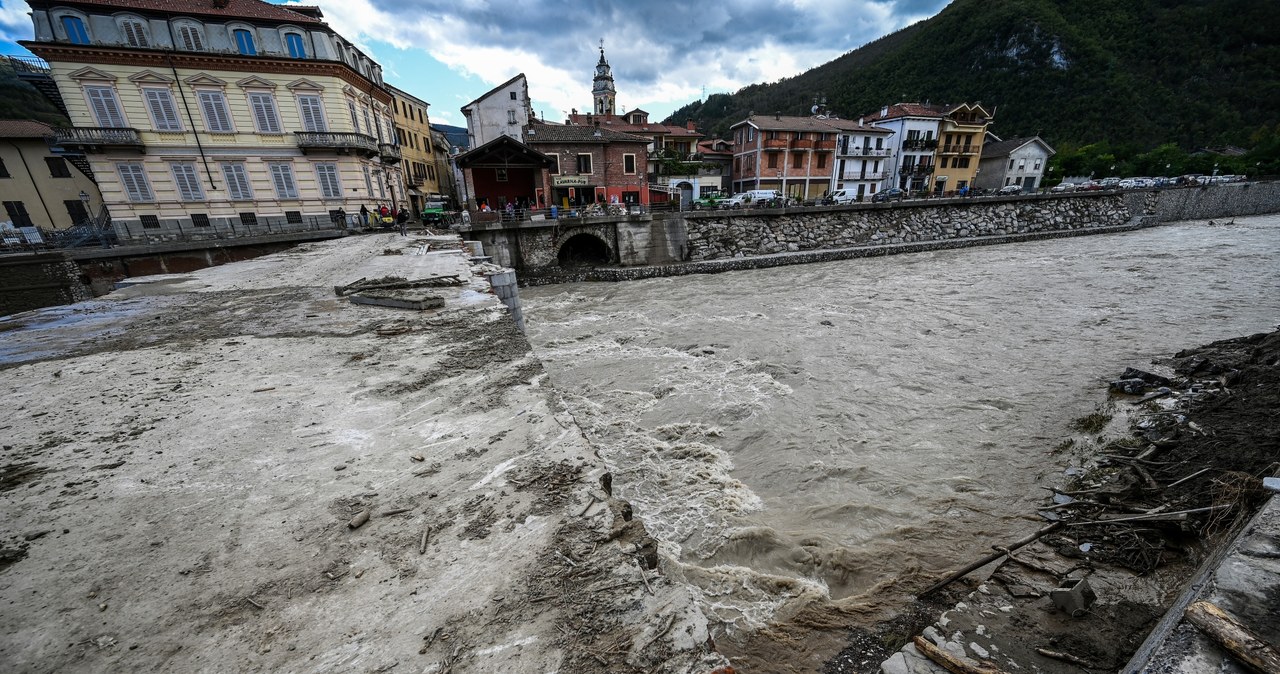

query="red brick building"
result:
[729,114,840,200]
[523,121,650,209]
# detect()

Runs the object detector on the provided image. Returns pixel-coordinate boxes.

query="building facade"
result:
[523,122,649,209]
[0,119,103,231]
[460,73,531,150]
[977,135,1056,192]
[826,118,894,200]
[386,83,446,215]
[729,114,840,200]
[866,101,993,194]
[18,0,403,239]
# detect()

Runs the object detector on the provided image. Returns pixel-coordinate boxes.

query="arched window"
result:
[60,15,90,44]
[175,23,204,51]
[233,29,257,55]
[119,17,149,47]
[285,33,306,58]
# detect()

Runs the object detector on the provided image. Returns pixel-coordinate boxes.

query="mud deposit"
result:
[0,235,725,674]
[521,215,1280,671]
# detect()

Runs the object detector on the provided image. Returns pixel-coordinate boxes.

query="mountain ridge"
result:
[664,0,1280,153]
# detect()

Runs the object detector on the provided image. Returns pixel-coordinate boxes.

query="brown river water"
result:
[521,216,1280,635]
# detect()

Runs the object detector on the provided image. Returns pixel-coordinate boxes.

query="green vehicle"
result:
[420,201,447,224]
[690,193,726,210]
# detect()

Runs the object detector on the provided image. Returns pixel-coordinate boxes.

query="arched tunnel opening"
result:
[557,234,611,268]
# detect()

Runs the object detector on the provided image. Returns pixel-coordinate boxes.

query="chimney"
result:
[774,111,781,121]
[859,116,864,126]
[686,119,696,131]
[881,105,888,116]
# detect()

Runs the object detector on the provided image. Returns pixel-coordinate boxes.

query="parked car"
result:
[871,187,905,203]
[1099,177,1122,189]
[997,184,1024,195]
[1050,182,1076,193]
[690,194,725,210]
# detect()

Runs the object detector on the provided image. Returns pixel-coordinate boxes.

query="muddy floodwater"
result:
[521,215,1280,636]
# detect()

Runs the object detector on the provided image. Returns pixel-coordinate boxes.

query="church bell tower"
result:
[592,40,616,116]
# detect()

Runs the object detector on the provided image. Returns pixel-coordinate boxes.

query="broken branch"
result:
[1184,600,1280,674]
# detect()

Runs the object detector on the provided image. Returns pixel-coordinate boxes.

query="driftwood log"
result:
[912,636,1008,674]
[918,522,1062,598]
[1184,601,1280,674]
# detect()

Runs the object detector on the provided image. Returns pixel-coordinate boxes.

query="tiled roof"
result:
[523,123,649,144]
[732,114,891,134]
[46,0,325,25]
[863,103,946,121]
[821,118,893,134]
[566,117,701,138]
[0,119,54,138]
[981,136,1054,159]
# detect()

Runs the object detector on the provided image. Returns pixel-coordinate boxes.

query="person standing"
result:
[396,209,408,236]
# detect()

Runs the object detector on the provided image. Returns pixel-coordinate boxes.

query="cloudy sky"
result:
[0,0,951,128]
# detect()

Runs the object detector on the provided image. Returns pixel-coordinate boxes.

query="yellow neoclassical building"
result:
[17,0,404,241]
[386,84,448,216]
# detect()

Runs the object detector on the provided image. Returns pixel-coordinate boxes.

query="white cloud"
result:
[288,0,948,122]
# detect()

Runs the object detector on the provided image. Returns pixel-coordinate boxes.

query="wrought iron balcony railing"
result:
[901,139,938,151]
[939,144,977,154]
[898,164,936,176]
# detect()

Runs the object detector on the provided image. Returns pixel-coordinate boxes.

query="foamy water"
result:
[522,216,1280,632]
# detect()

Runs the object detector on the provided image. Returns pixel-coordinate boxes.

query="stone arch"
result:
[557,233,611,268]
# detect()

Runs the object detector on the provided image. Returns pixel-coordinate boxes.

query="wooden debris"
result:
[251,387,275,393]
[1184,601,1280,674]
[348,508,371,529]
[912,635,1008,674]
[1035,647,1095,669]
[1166,467,1214,490]
[919,522,1062,598]
[1066,504,1231,526]
[419,527,430,555]
[244,597,265,610]
[381,508,412,517]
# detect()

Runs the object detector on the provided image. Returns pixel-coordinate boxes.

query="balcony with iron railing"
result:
[5,54,50,75]
[843,171,889,181]
[53,127,144,151]
[379,143,402,164]
[901,139,938,151]
[295,131,378,156]
[898,164,936,176]
[939,144,977,155]
[841,146,893,157]
[406,174,424,187]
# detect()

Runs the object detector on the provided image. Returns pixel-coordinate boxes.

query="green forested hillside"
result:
[668,0,1280,154]
[0,63,68,126]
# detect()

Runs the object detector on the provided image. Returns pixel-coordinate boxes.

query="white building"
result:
[864,103,941,192]
[825,118,894,200]
[460,73,532,149]
[977,135,1056,192]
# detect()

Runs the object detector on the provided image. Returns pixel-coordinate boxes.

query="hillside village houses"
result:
[9,0,450,239]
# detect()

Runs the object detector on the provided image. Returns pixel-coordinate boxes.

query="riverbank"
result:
[862,329,1280,674]
[0,233,725,673]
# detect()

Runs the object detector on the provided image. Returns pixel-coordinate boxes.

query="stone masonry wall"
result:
[684,193,1132,261]
[0,252,92,317]
[1124,181,1280,223]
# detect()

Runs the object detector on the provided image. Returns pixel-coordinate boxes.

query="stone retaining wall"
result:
[1125,181,1280,222]
[0,252,92,316]
[684,193,1132,261]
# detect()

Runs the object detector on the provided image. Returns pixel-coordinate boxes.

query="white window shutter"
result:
[117,163,152,201]
[145,89,181,131]
[299,96,326,132]
[249,93,281,133]
[87,87,126,128]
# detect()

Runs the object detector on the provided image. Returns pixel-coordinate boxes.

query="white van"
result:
[825,189,859,205]
[722,190,781,208]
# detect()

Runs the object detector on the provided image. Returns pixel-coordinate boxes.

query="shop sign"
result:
[553,175,589,187]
